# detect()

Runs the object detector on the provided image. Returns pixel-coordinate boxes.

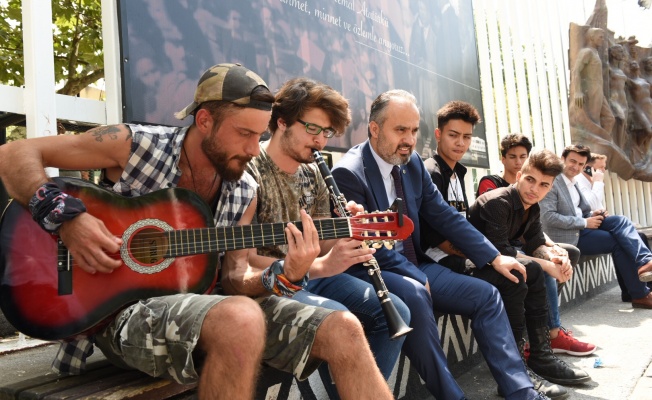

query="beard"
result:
[280,126,316,163]
[376,132,412,165]
[201,133,252,181]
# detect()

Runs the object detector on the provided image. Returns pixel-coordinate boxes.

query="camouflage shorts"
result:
[94,293,334,384]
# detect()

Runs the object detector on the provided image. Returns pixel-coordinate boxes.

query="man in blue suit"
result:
[332,90,548,400]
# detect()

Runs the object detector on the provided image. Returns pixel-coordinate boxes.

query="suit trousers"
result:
[349,262,532,400]
[577,215,652,300]
[439,255,528,340]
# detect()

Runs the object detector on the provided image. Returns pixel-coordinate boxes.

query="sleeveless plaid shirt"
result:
[53,124,257,375]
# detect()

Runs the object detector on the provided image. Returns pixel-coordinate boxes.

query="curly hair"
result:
[269,77,351,136]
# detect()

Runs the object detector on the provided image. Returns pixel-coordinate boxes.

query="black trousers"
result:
[439,255,548,341]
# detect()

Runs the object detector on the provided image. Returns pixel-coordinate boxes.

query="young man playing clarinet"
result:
[245,77,410,392]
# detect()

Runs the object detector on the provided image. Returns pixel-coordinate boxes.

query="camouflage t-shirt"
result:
[246,142,330,259]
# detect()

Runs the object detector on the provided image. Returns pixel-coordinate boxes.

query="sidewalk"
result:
[457,285,652,400]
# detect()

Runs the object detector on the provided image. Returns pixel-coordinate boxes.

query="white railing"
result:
[471,0,652,227]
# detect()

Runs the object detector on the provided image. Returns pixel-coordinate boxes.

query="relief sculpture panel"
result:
[569,0,652,180]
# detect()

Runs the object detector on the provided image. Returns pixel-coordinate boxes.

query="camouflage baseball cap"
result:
[174,63,272,120]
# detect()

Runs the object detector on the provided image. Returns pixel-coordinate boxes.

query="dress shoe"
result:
[623,283,652,302]
[632,292,652,309]
[496,366,568,399]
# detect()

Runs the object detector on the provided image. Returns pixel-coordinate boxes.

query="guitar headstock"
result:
[349,211,414,246]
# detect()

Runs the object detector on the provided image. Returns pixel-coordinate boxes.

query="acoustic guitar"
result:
[0,178,414,340]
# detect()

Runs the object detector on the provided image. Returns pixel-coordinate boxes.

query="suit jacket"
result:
[331,141,499,285]
[539,174,592,246]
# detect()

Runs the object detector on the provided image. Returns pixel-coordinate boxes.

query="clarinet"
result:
[312,150,412,339]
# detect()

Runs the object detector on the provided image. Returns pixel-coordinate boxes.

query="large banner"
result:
[118,0,489,167]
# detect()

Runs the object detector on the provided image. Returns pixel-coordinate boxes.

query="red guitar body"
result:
[0,178,414,341]
[0,178,217,340]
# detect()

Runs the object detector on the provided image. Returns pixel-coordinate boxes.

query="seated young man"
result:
[475,134,596,356]
[540,144,652,308]
[245,77,409,389]
[421,103,589,397]
[575,153,607,212]
[476,133,531,197]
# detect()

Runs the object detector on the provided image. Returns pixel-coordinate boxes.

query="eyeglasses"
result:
[296,119,338,138]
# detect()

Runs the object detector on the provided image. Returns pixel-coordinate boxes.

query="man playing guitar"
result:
[0,63,393,400]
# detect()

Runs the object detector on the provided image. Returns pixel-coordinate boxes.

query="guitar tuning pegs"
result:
[384,241,394,250]
[372,242,383,249]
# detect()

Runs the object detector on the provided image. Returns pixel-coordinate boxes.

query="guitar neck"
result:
[165,218,352,257]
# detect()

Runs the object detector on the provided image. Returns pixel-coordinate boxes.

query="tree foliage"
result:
[0,0,104,96]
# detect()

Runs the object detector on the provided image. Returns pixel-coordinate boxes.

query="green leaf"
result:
[0,0,104,96]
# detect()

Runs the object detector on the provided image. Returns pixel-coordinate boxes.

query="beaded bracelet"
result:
[261,260,308,297]
[28,182,87,234]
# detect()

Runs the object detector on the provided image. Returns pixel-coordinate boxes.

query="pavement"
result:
[456,285,652,400]
[1,285,651,399]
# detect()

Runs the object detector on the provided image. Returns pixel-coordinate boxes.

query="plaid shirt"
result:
[53,124,257,375]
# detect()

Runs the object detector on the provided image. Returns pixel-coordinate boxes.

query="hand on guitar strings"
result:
[282,210,320,282]
[58,213,123,274]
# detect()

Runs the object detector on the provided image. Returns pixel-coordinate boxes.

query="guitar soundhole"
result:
[129,228,169,266]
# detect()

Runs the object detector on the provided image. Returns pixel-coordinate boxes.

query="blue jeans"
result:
[545,243,580,329]
[577,215,652,300]
[293,273,409,379]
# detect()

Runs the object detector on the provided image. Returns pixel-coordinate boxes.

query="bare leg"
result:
[197,296,266,400]
[311,311,393,400]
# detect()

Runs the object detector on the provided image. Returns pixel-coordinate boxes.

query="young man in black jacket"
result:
[422,102,590,397]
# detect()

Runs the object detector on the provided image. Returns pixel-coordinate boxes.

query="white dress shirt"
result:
[575,172,605,211]
[369,145,404,252]
[561,174,587,228]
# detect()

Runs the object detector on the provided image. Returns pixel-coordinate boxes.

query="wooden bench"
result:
[0,359,196,400]
[0,253,618,400]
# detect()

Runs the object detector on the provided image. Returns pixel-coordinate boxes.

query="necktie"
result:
[391,166,419,266]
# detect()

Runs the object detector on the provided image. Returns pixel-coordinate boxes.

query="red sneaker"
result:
[550,327,596,356]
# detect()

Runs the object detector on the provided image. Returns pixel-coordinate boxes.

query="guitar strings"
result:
[53,226,402,261]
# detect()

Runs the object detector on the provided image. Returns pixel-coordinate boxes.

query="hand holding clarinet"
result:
[313,149,412,339]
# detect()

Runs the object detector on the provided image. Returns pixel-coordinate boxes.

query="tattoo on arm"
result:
[533,245,551,261]
[440,241,466,258]
[90,125,121,142]
[449,243,464,256]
